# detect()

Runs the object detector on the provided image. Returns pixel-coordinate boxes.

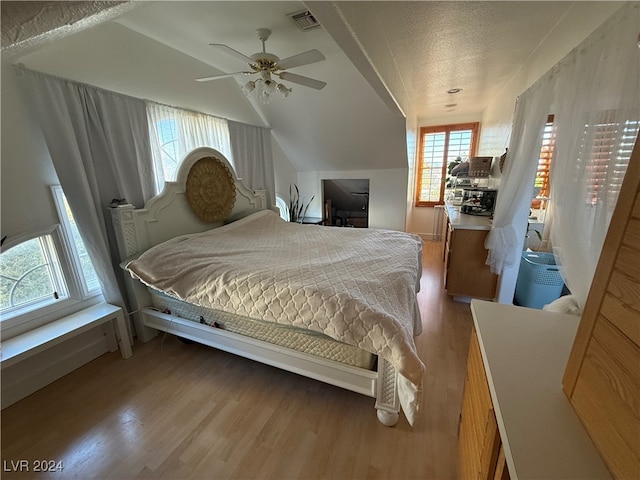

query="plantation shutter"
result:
[416,123,478,206]
[532,115,555,208]
[584,112,639,208]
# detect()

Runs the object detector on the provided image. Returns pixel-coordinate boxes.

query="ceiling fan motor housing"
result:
[197,26,326,91]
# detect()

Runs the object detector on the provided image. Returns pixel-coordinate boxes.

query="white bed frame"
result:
[111,147,401,426]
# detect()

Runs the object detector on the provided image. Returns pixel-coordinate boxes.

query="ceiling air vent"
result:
[287,10,321,31]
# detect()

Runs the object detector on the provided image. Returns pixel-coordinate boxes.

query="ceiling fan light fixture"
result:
[242,80,256,94]
[263,79,277,94]
[203,28,326,102]
[277,83,292,97]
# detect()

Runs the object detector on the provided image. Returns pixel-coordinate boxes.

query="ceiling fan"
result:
[196,28,327,101]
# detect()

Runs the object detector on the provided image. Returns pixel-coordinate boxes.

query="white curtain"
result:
[485,75,555,274]
[547,2,639,308]
[486,2,639,308]
[228,120,276,209]
[146,101,232,193]
[21,67,155,309]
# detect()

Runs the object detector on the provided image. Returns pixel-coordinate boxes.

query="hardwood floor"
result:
[1,240,473,480]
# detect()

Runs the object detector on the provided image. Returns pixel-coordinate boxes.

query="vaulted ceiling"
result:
[2,1,621,173]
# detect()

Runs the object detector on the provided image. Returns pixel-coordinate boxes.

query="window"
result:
[583,113,639,208]
[1,231,68,316]
[51,186,100,296]
[416,123,479,206]
[146,102,232,193]
[0,188,102,336]
[275,195,290,222]
[532,115,556,210]
[155,117,182,184]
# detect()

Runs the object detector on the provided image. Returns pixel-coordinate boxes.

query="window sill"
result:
[1,303,132,369]
[1,294,104,340]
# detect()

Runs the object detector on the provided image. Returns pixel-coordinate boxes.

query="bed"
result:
[111,147,425,426]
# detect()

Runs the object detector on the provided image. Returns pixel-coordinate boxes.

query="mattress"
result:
[150,290,377,370]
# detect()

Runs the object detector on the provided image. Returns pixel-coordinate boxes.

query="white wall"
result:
[298,168,408,232]
[272,135,299,202]
[1,63,60,236]
[479,2,624,155]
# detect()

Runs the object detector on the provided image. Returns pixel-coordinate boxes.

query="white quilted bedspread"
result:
[126,210,425,424]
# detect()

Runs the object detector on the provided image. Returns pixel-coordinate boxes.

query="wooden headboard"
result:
[111,147,267,262]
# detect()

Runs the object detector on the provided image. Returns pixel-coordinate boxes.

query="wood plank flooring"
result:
[1,240,473,480]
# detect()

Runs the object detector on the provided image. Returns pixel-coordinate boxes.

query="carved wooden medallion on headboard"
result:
[185,156,236,222]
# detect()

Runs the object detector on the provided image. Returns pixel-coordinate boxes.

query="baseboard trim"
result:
[417,233,441,242]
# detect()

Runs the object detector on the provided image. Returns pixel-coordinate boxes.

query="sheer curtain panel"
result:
[146,102,231,194]
[21,67,155,311]
[485,76,555,276]
[228,120,275,209]
[485,2,639,308]
[547,2,639,308]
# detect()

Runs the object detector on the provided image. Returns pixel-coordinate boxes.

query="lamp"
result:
[242,80,256,94]
[244,71,292,104]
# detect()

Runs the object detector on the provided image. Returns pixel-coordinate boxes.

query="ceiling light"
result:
[447,88,462,94]
[242,81,256,94]
[263,79,277,94]
[244,72,292,104]
[277,83,292,97]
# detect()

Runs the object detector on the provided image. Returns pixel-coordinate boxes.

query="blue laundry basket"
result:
[514,252,564,309]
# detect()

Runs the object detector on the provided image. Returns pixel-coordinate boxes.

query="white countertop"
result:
[470,300,611,480]
[444,203,492,230]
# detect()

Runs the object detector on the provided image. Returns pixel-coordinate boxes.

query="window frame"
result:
[0,188,103,339]
[50,186,101,297]
[1,227,70,318]
[415,122,479,207]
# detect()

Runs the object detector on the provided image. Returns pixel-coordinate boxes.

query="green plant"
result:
[288,184,314,223]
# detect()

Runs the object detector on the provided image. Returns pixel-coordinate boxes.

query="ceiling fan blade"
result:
[209,44,255,65]
[278,72,327,90]
[196,72,252,82]
[277,49,325,70]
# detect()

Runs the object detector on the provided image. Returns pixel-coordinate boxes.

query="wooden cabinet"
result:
[443,217,498,299]
[460,301,612,480]
[458,326,505,480]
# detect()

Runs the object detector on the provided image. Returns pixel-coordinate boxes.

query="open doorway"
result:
[322,179,369,227]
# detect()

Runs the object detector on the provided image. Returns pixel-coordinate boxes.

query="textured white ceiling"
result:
[314,1,578,119]
[2,1,622,173]
[111,1,620,120]
[1,1,136,58]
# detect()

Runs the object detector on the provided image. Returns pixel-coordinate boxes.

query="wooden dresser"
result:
[459,301,611,480]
